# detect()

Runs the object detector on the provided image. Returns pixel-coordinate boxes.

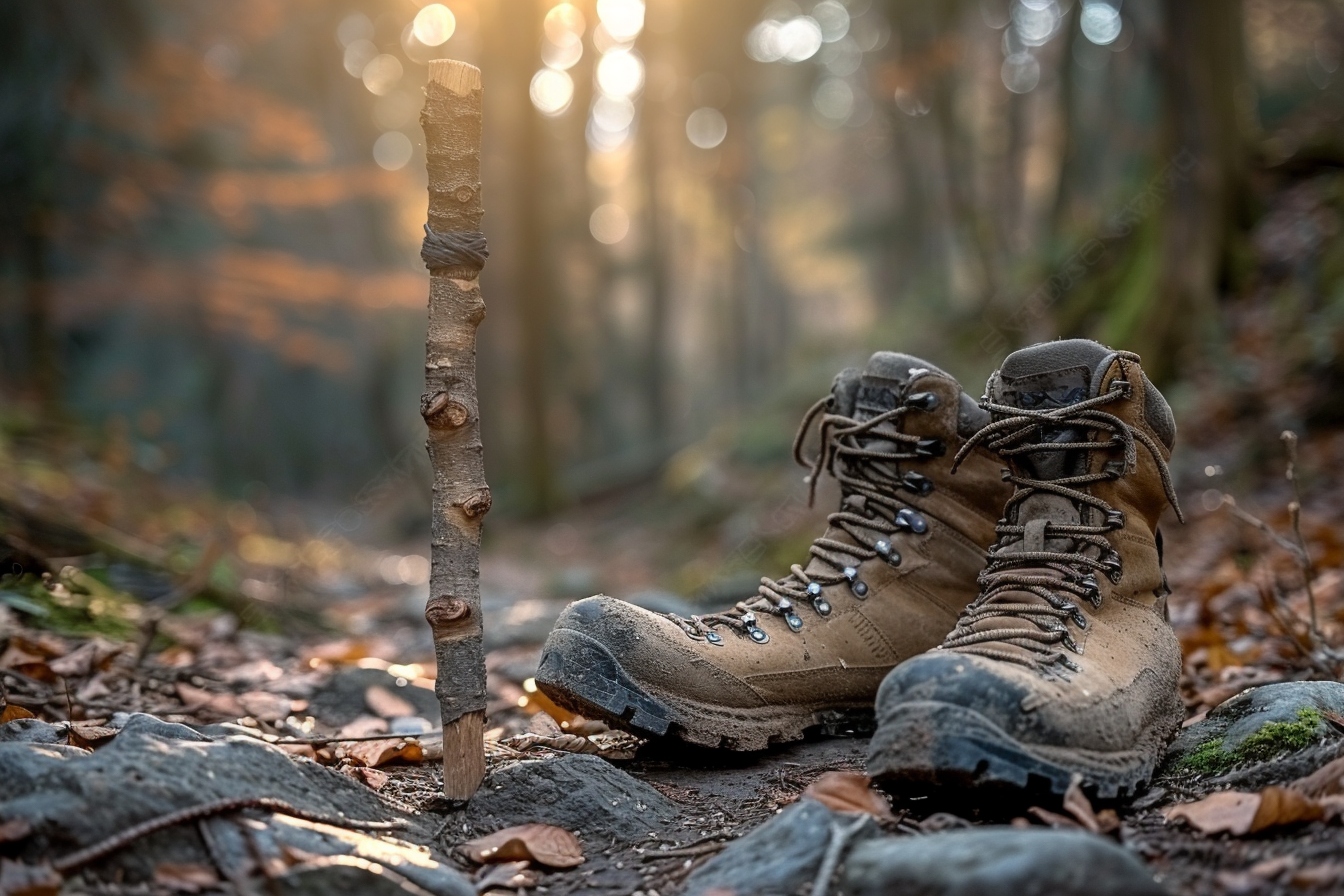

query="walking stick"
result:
[420,59,489,801]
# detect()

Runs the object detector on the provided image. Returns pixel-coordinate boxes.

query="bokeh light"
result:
[589,203,631,244]
[542,38,583,70]
[530,68,575,116]
[596,0,646,43]
[812,1,851,43]
[1080,1,1122,46]
[1001,52,1041,93]
[412,4,456,47]
[1012,1,1059,46]
[596,48,645,98]
[362,54,403,95]
[545,3,586,46]
[343,39,377,78]
[335,13,374,48]
[685,107,728,149]
[813,77,854,122]
[372,132,413,170]
[593,94,636,132]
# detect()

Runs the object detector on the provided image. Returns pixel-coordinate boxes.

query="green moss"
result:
[1175,708,1325,776]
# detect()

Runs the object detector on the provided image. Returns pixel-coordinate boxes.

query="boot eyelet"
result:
[784,612,803,632]
[851,580,868,598]
[842,567,857,581]
[706,631,724,646]
[915,438,945,458]
[806,582,822,598]
[777,598,793,611]
[897,508,928,533]
[813,598,832,616]
[748,627,769,644]
[901,472,933,496]
[906,392,939,411]
[1105,509,1125,529]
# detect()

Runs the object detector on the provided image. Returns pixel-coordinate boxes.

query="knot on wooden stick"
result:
[422,391,471,429]
[426,596,471,639]
[459,488,493,519]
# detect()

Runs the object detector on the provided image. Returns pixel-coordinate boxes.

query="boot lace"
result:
[668,389,943,645]
[940,380,1182,672]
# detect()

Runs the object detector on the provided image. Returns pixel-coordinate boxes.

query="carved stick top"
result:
[428,59,481,96]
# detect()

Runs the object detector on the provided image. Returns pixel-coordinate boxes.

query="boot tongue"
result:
[991,340,1115,549]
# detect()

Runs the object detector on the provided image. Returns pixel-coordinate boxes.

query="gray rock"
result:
[682,799,880,896]
[839,828,1166,896]
[0,709,473,891]
[460,753,679,844]
[0,718,68,745]
[1161,680,1344,780]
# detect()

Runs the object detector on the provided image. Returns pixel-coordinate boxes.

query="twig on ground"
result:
[1280,431,1320,636]
[809,815,869,896]
[640,840,730,861]
[52,796,404,873]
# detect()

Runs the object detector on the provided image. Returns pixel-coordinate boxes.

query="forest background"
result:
[2,0,1343,648]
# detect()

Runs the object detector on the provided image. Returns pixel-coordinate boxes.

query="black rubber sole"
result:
[535,628,875,750]
[867,700,1161,802]
[534,628,674,737]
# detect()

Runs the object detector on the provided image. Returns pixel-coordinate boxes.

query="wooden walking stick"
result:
[420,59,490,801]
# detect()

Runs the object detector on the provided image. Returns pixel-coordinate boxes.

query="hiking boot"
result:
[866,339,1185,798]
[535,352,1012,750]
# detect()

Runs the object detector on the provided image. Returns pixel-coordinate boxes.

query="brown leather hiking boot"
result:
[535,352,1012,750]
[867,339,1185,798]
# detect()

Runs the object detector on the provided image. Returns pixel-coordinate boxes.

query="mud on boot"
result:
[867,339,1186,799]
[536,352,1013,750]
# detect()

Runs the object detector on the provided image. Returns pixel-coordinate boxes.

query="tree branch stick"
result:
[421,59,490,801]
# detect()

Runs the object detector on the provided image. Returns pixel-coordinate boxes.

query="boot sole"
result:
[535,628,873,751]
[867,700,1172,800]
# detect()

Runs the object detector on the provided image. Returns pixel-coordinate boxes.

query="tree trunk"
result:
[420,60,490,801]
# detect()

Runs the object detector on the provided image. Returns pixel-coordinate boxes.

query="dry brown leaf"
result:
[1027,806,1082,829]
[338,737,424,768]
[0,858,61,896]
[1095,808,1121,834]
[338,715,389,738]
[65,723,119,750]
[0,705,34,724]
[1290,755,1344,798]
[364,685,416,719]
[1165,786,1324,835]
[345,766,389,790]
[474,860,540,890]
[1061,776,1101,833]
[237,691,294,722]
[174,683,244,718]
[278,743,318,760]
[152,862,218,892]
[801,771,896,821]
[48,639,122,678]
[0,819,33,844]
[459,823,585,869]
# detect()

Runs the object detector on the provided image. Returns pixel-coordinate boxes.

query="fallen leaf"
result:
[237,691,293,722]
[0,858,61,896]
[0,819,33,844]
[526,711,563,737]
[174,683,244,718]
[1095,808,1121,834]
[75,675,112,703]
[278,743,317,760]
[801,771,896,821]
[152,862,218,892]
[48,639,122,678]
[65,723,118,750]
[364,685,416,719]
[338,715,389,738]
[1062,775,1102,833]
[1164,786,1324,835]
[459,823,584,869]
[343,766,389,790]
[1290,755,1344,798]
[338,737,424,768]
[0,705,34,724]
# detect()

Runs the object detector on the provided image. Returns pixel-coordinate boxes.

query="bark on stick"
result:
[421,59,488,801]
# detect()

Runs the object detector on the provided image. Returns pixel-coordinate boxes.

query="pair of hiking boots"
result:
[536,339,1185,799]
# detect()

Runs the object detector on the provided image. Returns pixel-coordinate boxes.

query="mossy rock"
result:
[1161,681,1344,780]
